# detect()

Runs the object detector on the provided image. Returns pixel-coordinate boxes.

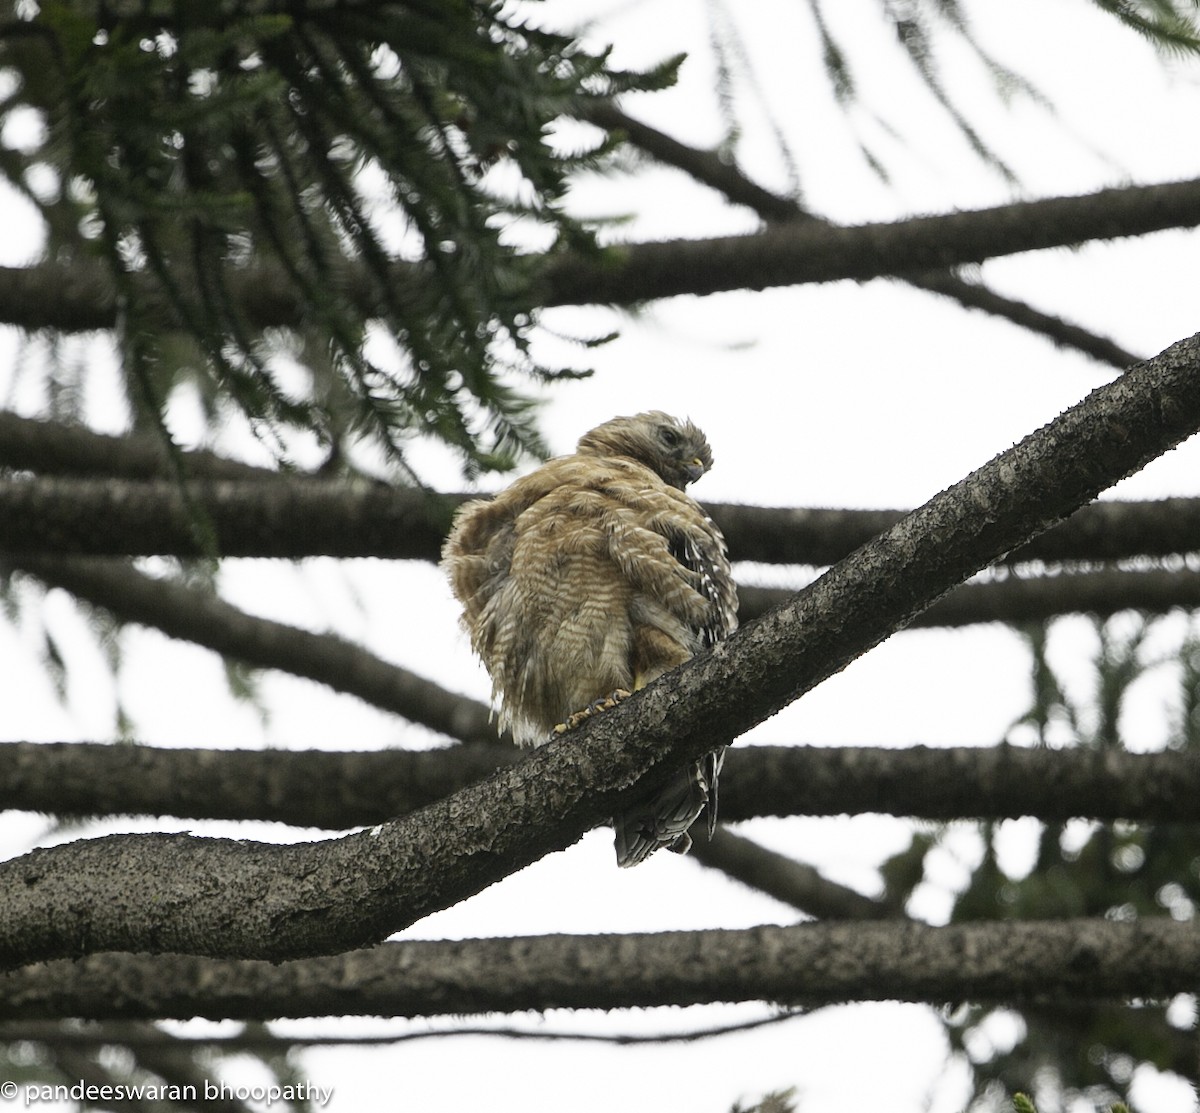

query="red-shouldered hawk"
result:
[441,411,738,867]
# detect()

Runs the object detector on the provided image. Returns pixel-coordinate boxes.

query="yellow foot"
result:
[553,689,633,735]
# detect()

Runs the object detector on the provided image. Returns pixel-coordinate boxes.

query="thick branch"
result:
[8,399,1200,569]
[8,476,1200,577]
[3,179,1200,329]
[0,476,465,559]
[4,741,1200,828]
[539,177,1200,306]
[712,497,1200,567]
[9,556,497,746]
[1,919,1196,1020]
[0,741,514,828]
[0,332,1197,967]
[0,410,279,480]
[9,411,1200,567]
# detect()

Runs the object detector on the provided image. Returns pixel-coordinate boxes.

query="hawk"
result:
[441,411,738,866]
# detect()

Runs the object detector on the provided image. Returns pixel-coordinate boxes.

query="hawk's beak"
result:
[683,458,706,484]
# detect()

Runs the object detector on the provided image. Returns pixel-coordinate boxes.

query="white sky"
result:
[3,0,1200,1110]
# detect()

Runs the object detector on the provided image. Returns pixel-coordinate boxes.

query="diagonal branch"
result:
[0,331,1197,968]
[583,103,1141,369]
[1,919,1198,1020]
[687,828,900,919]
[8,556,498,746]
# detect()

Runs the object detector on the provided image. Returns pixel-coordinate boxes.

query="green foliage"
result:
[1093,0,1200,54]
[731,1088,798,1113]
[0,0,678,477]
[1012,1094,1134,1113]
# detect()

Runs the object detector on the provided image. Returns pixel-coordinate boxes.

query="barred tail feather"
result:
[613,748,725,867]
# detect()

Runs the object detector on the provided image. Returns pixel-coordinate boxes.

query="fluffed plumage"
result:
[441,411,738,866]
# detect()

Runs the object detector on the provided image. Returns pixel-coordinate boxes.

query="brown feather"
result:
[441,412,738,866]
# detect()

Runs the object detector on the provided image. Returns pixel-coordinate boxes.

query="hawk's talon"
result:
[552,688,633,735]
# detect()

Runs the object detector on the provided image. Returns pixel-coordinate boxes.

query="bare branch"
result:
[4,741,1198,829]
[0,332,1197,967]
[711,497,1200,566]
[0,410,279,480]
[741,567,1200,626]
[0,477,462,560]
[688,828,899,919]
[0,1012,805,1049]
[8,458,1200,568]
[2,920,1198,1019]
[9,556,497,745]
[0,741,513,827]
[538,178,1200,307]
[905,271,1141,370]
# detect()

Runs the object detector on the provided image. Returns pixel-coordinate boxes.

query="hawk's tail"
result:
[613,748,725,867]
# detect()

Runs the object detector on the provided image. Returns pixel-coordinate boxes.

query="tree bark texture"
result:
[1,919,1195,1020]
[3,740,1199,830]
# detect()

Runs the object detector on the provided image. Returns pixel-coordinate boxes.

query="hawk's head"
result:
[577,411,713,491]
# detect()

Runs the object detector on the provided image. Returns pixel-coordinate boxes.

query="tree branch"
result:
[538,177,1200,306]
[0,476,464,560]
[1,920,1197,1019]
[713,497,1200,566]
[0,332,1197,967]
[584,103,1141,370]
[0,410,280,481]
[8,447,1200,567]
[0,741,513,828]
[687,828,900,919]
[2,179,1200,329]
[741,567,1200,627]
[5,741,1200,828]
[9,556,498,746]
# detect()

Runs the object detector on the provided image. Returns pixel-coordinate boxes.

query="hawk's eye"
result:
[658,425,682,449]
